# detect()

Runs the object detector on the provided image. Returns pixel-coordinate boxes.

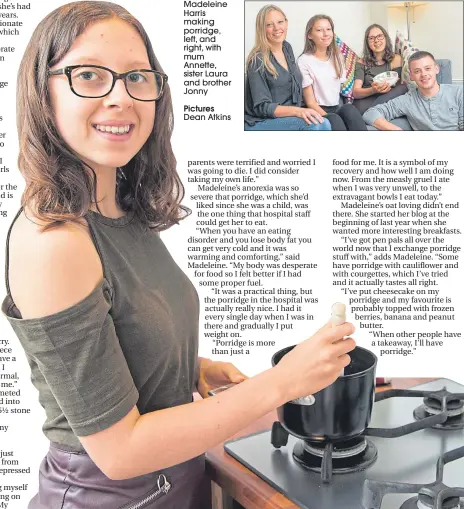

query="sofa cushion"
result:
[436,59,452,85]
[395,32,420,85]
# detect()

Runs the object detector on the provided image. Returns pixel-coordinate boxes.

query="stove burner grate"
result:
[424,395,464,416]
[400,495,463,509]
[362,445,464,509]
[412,388,464,430]
[303,436,367,458]
[413,405,464,430]
[294,437,377,483]
[270,386,464,488]
[363,386,464,436]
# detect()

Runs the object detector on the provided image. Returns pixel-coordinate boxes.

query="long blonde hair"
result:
[245,4,287,79]
[303,14,344,79]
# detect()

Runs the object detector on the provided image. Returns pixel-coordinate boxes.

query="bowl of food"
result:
[373,71,399,87]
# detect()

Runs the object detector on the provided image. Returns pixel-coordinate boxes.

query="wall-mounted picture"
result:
[244,1,463,131]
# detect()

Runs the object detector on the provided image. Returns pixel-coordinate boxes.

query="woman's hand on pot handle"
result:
[274,322,356,401]
[197,358,248,399]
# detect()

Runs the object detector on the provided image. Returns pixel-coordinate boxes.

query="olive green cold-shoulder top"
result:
[2,209,199,452]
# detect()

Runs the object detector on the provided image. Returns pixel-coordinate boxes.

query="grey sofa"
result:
[365,59,453,130]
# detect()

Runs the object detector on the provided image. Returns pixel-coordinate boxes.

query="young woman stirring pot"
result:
[3,2,355,508]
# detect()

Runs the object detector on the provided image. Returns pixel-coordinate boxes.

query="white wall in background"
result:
[369,2,390,36]
[245,2,371,58]
[387,1,463,81]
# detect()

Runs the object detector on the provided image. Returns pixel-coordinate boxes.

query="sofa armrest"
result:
[436,59,452,85]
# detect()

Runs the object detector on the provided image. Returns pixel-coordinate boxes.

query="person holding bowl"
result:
[245,4,331,131]
[353,24,407,114]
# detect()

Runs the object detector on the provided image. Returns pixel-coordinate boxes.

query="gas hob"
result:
[224,379,464,509]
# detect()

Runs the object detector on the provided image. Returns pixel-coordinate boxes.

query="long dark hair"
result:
[302,15,344,80]
[17,1,189,230]
[362,24,395,69]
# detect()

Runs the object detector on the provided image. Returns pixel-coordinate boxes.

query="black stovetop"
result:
[225,379,464,509]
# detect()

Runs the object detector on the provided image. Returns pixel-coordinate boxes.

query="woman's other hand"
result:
[294,107,324,125]
[274,322,356,401]
[372,80,391,94]
[197,358,248,398]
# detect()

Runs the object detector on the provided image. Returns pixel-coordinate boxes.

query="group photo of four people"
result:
[245,4,463,131]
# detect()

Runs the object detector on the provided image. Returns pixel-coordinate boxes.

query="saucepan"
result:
[271,345,377,442]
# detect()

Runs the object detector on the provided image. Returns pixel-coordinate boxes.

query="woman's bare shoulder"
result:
[8,210,103,319]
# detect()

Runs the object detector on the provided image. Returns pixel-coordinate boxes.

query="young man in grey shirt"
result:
[363,51,463,131]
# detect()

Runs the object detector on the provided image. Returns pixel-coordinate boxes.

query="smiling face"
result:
[309,18,334,50]
[48,18,156,174]
[367,26,386,54]
[264,9,288,45]
[409,56,439,91]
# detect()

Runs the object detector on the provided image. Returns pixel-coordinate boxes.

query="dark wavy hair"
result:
[362,24,395,69]
[17,1,189,230]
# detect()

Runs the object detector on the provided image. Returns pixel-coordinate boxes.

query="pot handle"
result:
[330,302,346,326]
[291,303,348,404]
[331,302,347,376]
